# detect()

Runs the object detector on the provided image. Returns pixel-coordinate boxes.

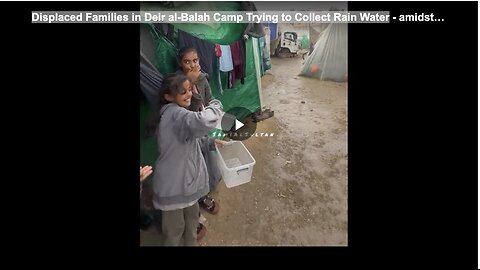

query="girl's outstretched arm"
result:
[176,99,224,140]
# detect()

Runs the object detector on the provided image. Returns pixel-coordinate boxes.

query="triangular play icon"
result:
[235,119,244,131]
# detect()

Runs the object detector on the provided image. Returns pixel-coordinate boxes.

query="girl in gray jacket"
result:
[151,74,224,246]
[176,47,222,216]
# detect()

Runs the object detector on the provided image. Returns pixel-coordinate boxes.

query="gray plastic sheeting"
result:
[300,23,347,82]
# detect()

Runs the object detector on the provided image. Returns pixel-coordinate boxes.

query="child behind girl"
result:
[151,74,224,246]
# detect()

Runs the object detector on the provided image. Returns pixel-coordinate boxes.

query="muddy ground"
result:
[141,55,347,246]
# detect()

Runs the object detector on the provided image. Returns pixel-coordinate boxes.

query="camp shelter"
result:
[264,22,280,56]
[300,22,347,82]
[300,33,309,49]
[140,1,266,166]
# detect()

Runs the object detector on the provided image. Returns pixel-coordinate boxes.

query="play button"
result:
[235,119,244,130]
[219,107,257,141]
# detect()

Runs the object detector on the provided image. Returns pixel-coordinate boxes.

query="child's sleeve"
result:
[176,99,223,140]
[199,136,216,152]
[204,81,213,104]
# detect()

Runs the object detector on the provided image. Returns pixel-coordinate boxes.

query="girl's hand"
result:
[140,166,153,182]
[193,63,201,72]
[214,139,229,148]
[186,64,201,83]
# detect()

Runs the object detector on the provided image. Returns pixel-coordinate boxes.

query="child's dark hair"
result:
[177,47,198,69]
[145,74,192,137]
[158,73,192,105]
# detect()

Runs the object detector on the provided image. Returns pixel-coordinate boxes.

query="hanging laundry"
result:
[230,40,246,88]
[214,44,224,94]
[214,44,222,57]
[259,37,271,73]
[218,45,233,72]
[214,45,224,95]
[219,45,234,91]
[178,29,215,80]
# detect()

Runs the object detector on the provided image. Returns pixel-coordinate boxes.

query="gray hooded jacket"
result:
[152,99,223,209]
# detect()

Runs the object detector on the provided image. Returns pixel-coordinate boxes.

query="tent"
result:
[300,33,309,49]
[300,23,347,82]
[140,1,266,166]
